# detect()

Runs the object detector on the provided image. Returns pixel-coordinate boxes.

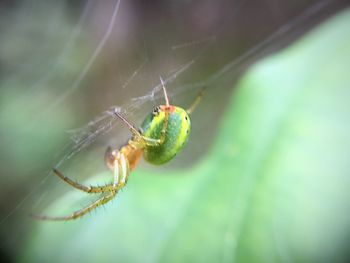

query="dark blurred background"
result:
[0,0,349,262]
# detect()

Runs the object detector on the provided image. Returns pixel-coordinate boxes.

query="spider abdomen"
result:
[141,105,191,165]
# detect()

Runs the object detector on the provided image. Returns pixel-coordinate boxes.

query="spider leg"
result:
[105,147,130,183]
[159,107,170,144]
[187,87,205,115]
[33,152,130,221]
[113,77,174,147]
[117,151,129,185]
[32,191,117,221]
[53,168,114,193]
[53,143,133,194]
[113,109,162,147]
[158,76,171,144]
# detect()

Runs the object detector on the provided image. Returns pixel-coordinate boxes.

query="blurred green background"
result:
[0,0,350,262]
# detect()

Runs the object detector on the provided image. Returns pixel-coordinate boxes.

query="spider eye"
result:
[152,106,161,116]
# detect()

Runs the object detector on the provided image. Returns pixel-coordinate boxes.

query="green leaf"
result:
[22,8,350,263]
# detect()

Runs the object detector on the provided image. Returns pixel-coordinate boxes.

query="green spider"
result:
[35,79,204,221]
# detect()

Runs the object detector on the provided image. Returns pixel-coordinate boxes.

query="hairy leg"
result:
[32,191,117,221]
[34,152,130,221]
[53,168,114,193]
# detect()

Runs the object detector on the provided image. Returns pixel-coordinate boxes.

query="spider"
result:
[34,79,204,221]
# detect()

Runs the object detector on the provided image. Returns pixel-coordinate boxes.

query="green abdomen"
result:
[141,107,191,165]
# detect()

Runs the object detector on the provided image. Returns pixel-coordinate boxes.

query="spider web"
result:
[0,0,347,260]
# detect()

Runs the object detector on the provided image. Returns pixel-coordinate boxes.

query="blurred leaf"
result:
[22,8,350,263]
